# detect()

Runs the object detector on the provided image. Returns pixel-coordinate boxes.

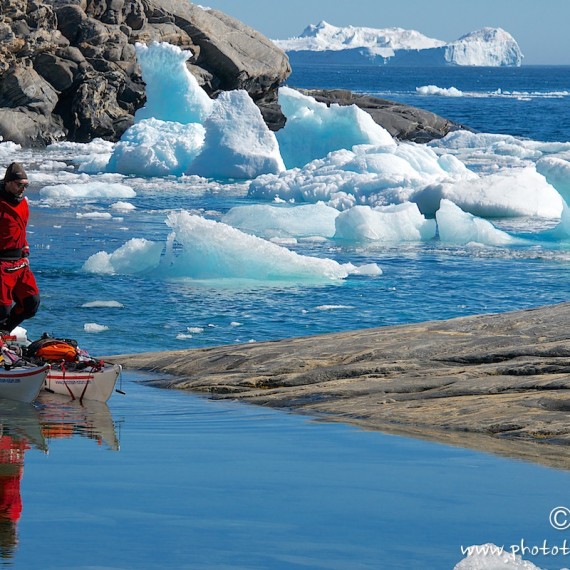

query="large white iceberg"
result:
[275,21,523,67]
[275,21,445,55]
[163,211,376,281]
[444,28,523,67]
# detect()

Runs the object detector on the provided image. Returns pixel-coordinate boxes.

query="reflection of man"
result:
[0,432,28,560]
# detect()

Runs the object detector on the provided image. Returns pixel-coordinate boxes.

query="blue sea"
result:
[3,65,570,569]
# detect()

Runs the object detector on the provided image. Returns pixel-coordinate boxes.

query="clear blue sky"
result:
[201,0,570,65]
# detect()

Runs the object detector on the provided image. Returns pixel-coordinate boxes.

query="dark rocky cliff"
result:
[0,0,291,146]
[0,0,466,148]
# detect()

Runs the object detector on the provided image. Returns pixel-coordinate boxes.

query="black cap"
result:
[4,162,27,182]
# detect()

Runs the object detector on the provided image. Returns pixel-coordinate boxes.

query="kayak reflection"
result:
[37,392,121,451]
[0,395,120,559]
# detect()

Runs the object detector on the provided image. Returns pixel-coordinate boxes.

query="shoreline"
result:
[108,302,570,470]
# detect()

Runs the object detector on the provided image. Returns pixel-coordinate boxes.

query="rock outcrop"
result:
[296,89,468,143]
[112,301,570,470]
[0,0,291,146]
[0,0,465,148]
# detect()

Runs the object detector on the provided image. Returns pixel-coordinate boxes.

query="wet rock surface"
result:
[111,302,570,470]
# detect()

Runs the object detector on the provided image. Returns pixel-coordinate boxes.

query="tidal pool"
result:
[1,372,569,569]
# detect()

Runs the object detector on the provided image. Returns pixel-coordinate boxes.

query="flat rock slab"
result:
[110,302,570,470]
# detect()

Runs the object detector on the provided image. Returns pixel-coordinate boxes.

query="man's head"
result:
[3,162,28,202]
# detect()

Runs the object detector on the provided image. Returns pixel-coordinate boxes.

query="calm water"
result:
[1,65,570,568]
[2,372,570,570]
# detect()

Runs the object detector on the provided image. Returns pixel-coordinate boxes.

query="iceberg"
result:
[536,156,570,237]
[249,141,476,210]
[82,210,381,283]
[39,181,136,200]
[106,42,283,179]
[334,203,436,242]
[454,543,542,569]
[189,90,285,178]
[83,238,164,275]
[107,118,206,177]
[162,211,376,281]
[275,21,523,67]
[414,167,563,218]
[134,42,213,124]
[276,86,395,169]
[436,199,514,246]
[222,202,340,238]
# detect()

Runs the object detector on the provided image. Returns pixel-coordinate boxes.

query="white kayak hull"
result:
[0,364,50,403]
[44,363,122,403]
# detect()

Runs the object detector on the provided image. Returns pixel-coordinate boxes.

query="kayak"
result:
[0,364,50,403]
[43,363,122,403]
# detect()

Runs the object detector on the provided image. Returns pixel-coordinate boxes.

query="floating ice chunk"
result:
[107,118,205,177]
[416,85,463,97]
[334,203,436,242]
[78,153,114,174]
[84,323,109,333]
[431,131,570,171]
[222,202,339,238]
[81,301,124,308]
[134,42,213,124]
[250,142,474,208]
[276,86,396,168]
[189,90,285,179]
[83,238,163,275]
[76,212,113,220]
[453,543,541,569]
[46,139,116,173]
[111,201,136,211]
[351,263,382,276]
[163,210,376,281]
[0,140,22,159]
[40,182,136,200]
[415,167,563,218]
[436,199,514,245]
[434,130,521,150]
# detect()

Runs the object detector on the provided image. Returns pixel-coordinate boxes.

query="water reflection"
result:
[0,395,120,561]
[37,393,120,451]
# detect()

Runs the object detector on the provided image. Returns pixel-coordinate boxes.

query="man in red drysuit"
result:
[0,163,40,333]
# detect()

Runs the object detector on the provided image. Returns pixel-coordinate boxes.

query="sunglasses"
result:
[14,181,28,189]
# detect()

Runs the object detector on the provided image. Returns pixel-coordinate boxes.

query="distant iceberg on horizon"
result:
[274,21,523,67]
